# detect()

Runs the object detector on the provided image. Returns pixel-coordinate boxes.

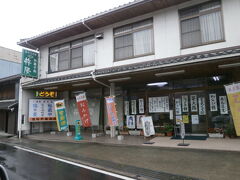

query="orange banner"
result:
[105,96,118,126]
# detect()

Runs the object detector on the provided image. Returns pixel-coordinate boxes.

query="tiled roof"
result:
[23,46,240,88]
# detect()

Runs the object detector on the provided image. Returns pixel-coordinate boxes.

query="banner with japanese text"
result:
[76,92,91,127]
[21,49,38,78]
[225,83,240,136]
[29,99,56,122]
[105,96,118,126]
[54,100,68,131]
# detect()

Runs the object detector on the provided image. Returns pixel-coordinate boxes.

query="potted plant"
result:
[164,124,174,136]
[155,127,165,136]
[224,123,236,138]
[119,126,129,135]
[208,128,224,138]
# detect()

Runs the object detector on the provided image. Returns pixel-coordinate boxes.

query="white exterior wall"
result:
[37,0,240,80]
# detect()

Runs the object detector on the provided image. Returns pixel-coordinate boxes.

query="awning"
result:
[0,100,18,110]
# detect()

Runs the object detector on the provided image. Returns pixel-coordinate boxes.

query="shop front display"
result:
[122,76,231,137]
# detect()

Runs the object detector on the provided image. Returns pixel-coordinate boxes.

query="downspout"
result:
[82,20,93,31]
[91,70,110,88]
[26,41,38,51]
[83,20,110,89]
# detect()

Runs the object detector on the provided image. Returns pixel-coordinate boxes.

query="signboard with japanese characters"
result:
[136,115,145,129]
[131,100,137,114]
[141,116,155,137]
[29,99,56,122]
[138,99,145,114]
[105,96,118,126]
[148,96,169,113]
[126,115,135,129]
[124,101,129,116]
[21,49,38,78]
[54,100,69,131]
[225,83,240,136]
[219,96,228,115]
[209,94,218,111]
[176,115,183,124]
[182,95,189,112]
[190,95,198,112]
[35,91,57,98]
[76,92,91,127]
[191,115,199,125]
[198,97,206,115]
[175,98,182,115]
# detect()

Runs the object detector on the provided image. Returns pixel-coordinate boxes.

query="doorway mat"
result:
[171,136,207,140]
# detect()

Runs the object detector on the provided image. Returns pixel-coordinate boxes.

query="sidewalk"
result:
[22,131,240,152]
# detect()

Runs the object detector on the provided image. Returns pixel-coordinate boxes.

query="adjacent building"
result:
[18,0,240,136]
[0,47,21,134]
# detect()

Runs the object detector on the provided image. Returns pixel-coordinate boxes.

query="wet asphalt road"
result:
[0,143,124,180]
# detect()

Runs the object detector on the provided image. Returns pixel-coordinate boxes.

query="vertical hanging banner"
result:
[21,49,38,78]
[190,95,198,112]
[225,83,240,136]
[76,93,91,127]
[182,95,189,112]
[124,101,129,115]
[105,96,118,126]
[54,100,68,131]
[131,100,137,114]
[138,99,145,114]
[175,98,182,115]
[209,94,218,111]
[219,96,228,115]
[198,97,206,115]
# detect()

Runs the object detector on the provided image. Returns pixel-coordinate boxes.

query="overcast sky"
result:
[0,0,133,52]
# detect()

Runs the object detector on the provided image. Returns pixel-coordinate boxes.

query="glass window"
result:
[49,36,95,72]
[114,18,154,61]
[83,42,95,66]
[49,53,58,72]
[58,50,69,71]
[71,47,83,68]
[180,0,224,48]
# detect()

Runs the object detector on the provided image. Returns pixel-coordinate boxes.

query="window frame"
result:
[179,0,225,49]
[48,36,95,73]
[113,18,155,62]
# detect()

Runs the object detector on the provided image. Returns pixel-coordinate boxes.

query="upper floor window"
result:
[179,0,224,49]
[114,18,154,61]
[49,36,95,73]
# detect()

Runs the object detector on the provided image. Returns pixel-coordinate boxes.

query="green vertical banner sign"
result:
[21,49,38,78]
[54,100,69,131]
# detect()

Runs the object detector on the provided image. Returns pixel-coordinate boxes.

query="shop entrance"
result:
[174,91,208,135]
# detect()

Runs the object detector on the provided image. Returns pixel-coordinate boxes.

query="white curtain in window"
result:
[50,53,58,72]
[133,29,153,56]
[181,17,201,48]
[200,11,224,43]
[83,43,95,66]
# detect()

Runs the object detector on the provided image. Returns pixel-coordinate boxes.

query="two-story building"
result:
[0,47,21,134]
[18,0,240,136]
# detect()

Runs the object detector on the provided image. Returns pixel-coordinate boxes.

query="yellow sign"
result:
[183,115,189,124]
[36,91,57,98]
[225,83,240,136]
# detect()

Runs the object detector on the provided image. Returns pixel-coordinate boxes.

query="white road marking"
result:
[14,146,135,180]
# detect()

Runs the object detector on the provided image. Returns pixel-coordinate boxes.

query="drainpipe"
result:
[26,41,38,51]
[91,71,110,88]
[82,20,93,31]
[91,71,116,137]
